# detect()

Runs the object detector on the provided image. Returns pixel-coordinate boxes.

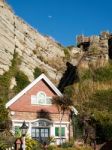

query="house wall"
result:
[11,111,73,144]
[8,77,73,144]
[12,119,71,145]
[10,111,70,122]
[9,80,57,112]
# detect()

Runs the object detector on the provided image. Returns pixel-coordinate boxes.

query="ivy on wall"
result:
[0,52,20,102]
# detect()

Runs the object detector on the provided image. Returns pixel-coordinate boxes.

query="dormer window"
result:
[31,91,52,105]
[37,92,46,104]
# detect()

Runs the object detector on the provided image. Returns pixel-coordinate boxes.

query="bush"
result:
[64,86,74,97]
[61,141,73,148]
[75,146,92,150]
[48,145,57,150]
[0,130,15,150]
[63,48,70,59]
[15,71,30,93]
[47,136,56,145]
[0,52,21,101]
[47,145,92,150]
[83,89,112,141]
[26,137,42,150]
[33,67,42,79]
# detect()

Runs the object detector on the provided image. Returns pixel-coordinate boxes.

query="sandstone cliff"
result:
[0,0,66,83]
[0,0,111,86]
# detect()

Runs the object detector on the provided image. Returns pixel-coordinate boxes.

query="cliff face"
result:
[0,0,111,86]
[0,0,66,82]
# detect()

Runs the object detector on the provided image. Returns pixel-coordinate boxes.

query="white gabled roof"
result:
[69,106,78,115]
[6,73,62,108]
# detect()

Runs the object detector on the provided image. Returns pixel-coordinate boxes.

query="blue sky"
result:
[6,0,112,46]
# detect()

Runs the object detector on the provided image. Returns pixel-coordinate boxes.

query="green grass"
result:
[94,65,112,82]
[85,90,112,112]
[81,64,112,82]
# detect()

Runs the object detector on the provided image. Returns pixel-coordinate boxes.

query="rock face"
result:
[76,32,111,68]
[0,1,110,84]
[0,0,65,82]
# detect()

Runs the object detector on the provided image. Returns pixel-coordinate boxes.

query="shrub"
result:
[47,136,56,145]
[75,146,92,150]
[33,67,42,79]
[61,140,73,148]
[0,52,21,101]
[63,48,70,59]
[47,146,92,150]
[15,71,30,93]
[48,145,57,150]
[64,86,74,97]
[0,141,7,150]
[83,89,112,141]
[0,104,9,130]
[26,137,42,150]
[0,130,15,149]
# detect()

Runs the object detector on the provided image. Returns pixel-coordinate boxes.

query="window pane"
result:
[36,128,39,132]
[35,129,39,137]
[55,127,59,136]
[55,127,65,137]
[41,133,45,137]
[45,129,48,133]
[41,129,44,132]
[46,98,52,104]
[31,95,37,104]
[32,128,35,132]
[35,132,39,137]
[38,92,46,99]
[38,99,45,104]
[37,92,46,104]
[31,129,35,137]
[61,127,65,136]
[45,133,48,137]
[31,132,35,137]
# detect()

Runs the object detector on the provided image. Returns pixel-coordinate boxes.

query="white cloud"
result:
[48,15,52,19]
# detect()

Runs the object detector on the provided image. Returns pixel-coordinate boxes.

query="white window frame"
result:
[53,124,68,139]
[31,91,52,105]
[37,91,46,105]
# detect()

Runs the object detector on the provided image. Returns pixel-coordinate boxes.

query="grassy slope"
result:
[70,63,112,141]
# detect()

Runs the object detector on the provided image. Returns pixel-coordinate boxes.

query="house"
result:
[6,74,77,145]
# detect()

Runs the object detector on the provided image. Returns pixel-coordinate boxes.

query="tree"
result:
[0,102,10,131]
[0,100,13,149]
[52,95,74,145]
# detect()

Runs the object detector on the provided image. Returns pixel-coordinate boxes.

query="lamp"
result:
[20,121,28,150]
[20,121,28,136]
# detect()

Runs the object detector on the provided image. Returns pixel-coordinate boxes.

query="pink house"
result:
[6,74,77,144]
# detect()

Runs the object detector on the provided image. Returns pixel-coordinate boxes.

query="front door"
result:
[31,128,50,143]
